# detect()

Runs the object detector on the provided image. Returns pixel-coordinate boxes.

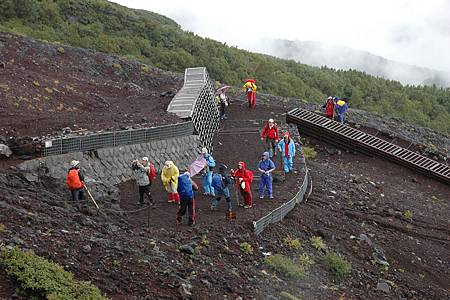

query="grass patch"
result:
[298,253,315,270]
[302,147,317,159]
[265,254,306,279]
[283,236,301,250]
[325,251,352,277]
[0,246,108,299]
[309,236,325,251]
[240,242,254,255]
[403,210,413,221]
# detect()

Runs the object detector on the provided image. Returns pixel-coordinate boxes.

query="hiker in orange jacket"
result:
[243,79,257,108]
[66,160,85,202]
[231,161,254,208]
[261,118,279,158]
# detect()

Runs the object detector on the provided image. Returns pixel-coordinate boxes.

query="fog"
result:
[112,0,450,83]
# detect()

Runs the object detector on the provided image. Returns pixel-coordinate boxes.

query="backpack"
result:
[177,174,193,199]
[147,163,156,182]
[246,169,254,183]
[211,173,224,191]
[66,169,83,190]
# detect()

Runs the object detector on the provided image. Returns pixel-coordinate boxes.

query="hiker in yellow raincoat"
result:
[243,79,257,108]
[161,160,180,204]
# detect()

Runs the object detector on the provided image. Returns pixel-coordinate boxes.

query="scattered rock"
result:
[82,244,92,253]
[0,144,12,158]
[179,244,195,255]
[178,283,193,299]
[376,281,391,293]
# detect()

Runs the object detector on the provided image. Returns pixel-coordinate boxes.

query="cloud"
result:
[111,0,450,72]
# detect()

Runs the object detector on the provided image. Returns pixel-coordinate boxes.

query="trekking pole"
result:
[84,185,99,209]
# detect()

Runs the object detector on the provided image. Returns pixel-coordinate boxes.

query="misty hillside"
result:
[260,39,450,87]
[0,0,450,134]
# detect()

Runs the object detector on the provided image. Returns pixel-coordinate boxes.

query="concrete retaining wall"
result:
[18,135,200,201]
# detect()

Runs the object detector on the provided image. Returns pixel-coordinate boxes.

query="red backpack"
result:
[147,163,156,182]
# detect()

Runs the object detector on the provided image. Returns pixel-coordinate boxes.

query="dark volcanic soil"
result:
[0,32,182,138]
[0,66,449,299]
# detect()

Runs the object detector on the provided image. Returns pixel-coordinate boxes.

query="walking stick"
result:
[84,185,99,209]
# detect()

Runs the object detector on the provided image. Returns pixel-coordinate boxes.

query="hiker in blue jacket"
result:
[177,171,199,226]
[277,132,296,173]
[335,97,348,124]
[257,152,276,199]
[201,147,216,196]
[211,164,233,211]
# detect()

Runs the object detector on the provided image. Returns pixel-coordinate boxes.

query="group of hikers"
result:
[66,81,353,226]
[66,78,302,226]
[323,96,348,124]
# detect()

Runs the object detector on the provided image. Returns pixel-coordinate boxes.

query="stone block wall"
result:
[18,135,201,201]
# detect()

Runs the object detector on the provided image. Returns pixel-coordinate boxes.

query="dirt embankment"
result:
[0,32,182,140]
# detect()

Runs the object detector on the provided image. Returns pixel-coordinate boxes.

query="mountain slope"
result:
[0,0,450,134]
[258,39,450,87]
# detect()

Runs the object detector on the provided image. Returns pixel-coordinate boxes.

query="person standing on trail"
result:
[161,160,180,204]
[243,79,257,108]
[211,164,233,212]
[231,162,254,208]
[215,92,229,120]
[322,96,335,120]
[66,160,85,202]
[257,152,276,199]
[335,97,348,124]
[131,157,153,206]
[177,171,199,226]
[201,147,216,197]
[261,118,279,157]
[277,132,296,173]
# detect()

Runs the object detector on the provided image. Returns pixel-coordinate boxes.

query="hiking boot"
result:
[259,196,264,199]
[168,199,175,203]
[210,205,217,210]
[244,205,252,209]
[269,196,274,199]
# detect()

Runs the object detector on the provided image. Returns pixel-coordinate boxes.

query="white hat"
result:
[142,157,149,161]
[70,160,79,167]
[165,160,172,168]
[220,93,226,100]
[201,147,208,154]
[268,118,274,123]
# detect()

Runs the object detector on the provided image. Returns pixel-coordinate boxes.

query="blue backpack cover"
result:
[177,174,193,199]
[211,173,223,191]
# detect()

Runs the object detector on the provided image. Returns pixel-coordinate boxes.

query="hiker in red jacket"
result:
[231,161,254,208]
[322,96,335,119]
[261,118,279,158]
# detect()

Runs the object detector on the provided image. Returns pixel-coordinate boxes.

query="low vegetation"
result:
[1,0,450,133]
[240,242,254,255]
[302,147,317,159]
[309,236,325,251]
[283,236,302,250]
[0,246,108,300]
[324,251,352,277]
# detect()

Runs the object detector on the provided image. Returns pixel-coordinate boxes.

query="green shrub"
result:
[403,210,413,221]
[0,247,108,300]
[240,242,253,255]
[283,236,301,250]
[302,147,317,159]
[325,251,352,277]
[264,254,306,279]
[309,236,325,251]
[298,253,315,270]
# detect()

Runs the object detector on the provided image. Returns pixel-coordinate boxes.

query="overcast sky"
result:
[112,0,450,71]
